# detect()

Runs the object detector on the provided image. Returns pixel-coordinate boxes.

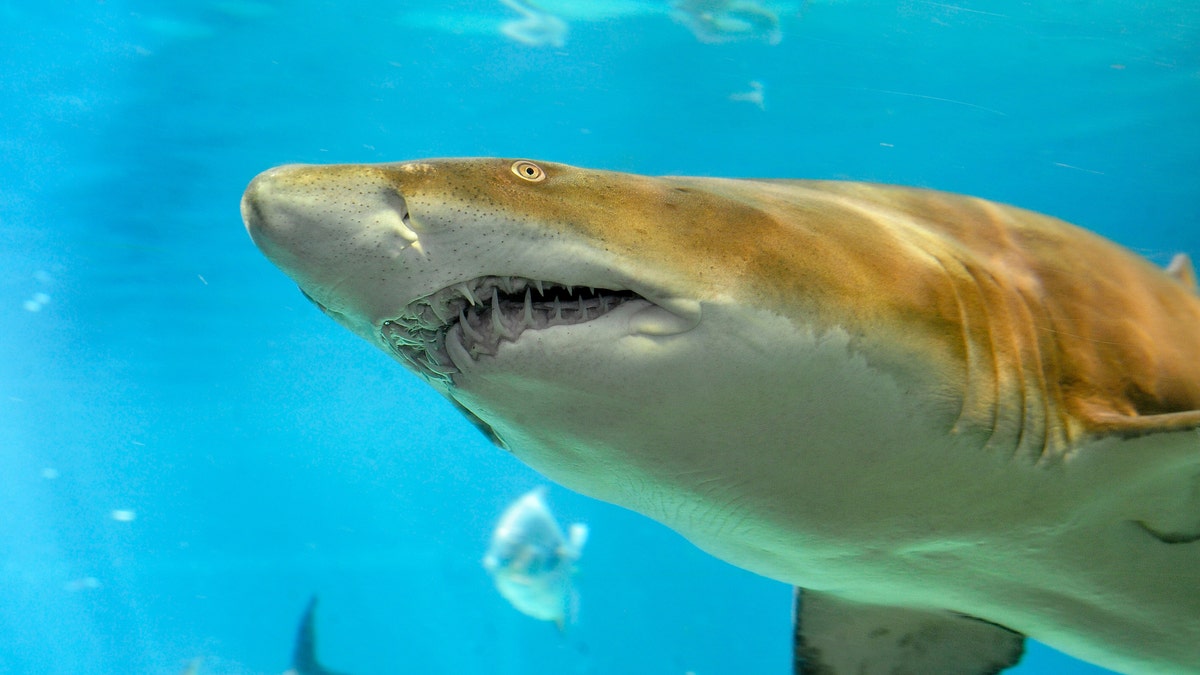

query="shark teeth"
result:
[381,276,642,385]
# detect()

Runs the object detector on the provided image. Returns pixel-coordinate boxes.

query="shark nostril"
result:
[382,189,413,229]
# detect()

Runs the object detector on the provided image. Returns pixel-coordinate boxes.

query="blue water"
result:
[2,1,1197,673]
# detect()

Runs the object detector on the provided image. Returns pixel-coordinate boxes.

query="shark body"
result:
[242,158,1200,674]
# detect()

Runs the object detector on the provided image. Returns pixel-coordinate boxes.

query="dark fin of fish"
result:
[1166,253,1198,292]
[792,588,1025,675]
[291,595,350,675]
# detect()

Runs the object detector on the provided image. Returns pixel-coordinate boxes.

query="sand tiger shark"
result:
[241,158,1200,674]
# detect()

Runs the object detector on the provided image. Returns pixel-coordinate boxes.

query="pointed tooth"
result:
[501,277,514,294]
[578,296,588,320]
[599,296,610,312]
[588,286,595,295]
[534,279,545,295]
[523,288,535,327]
[459,309,485,343]
[491,288,513,339]
[428,302,450,325]
[553,297,563,322]
[446,325,469,361]
[457,283,478,306]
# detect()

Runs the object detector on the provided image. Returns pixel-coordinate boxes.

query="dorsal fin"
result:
[1165,253,1197,292]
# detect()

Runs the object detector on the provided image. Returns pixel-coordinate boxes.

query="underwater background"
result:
[2,1,1197,673]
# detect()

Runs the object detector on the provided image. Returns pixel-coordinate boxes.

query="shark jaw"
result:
[379,276,645,384]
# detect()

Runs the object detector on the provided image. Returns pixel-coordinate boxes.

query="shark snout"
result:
[240,164,298,241]
[240,164,323,262]
[242,162,419,270]
[242,164,400,258]
[240,163,426,334]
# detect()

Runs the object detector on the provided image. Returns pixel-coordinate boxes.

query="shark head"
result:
[241,158,711,387]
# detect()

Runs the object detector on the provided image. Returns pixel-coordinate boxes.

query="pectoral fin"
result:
[793,589,1024,675]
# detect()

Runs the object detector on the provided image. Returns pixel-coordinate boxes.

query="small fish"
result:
[483,487,588,629]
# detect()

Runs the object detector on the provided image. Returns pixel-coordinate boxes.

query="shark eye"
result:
[511,160,546,182]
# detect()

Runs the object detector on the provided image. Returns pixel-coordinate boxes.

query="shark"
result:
[241,158,1200,674]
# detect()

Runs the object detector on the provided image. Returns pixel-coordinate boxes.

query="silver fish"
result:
[483,487,588,628]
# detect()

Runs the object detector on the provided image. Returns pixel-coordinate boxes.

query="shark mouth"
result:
[381,276,643,384]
